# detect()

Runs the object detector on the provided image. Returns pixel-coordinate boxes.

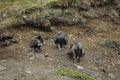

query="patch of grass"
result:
[0,76,5,80]
[55,67,96,80]
[100,39,120,54]
[0,0,53,26]
[80,8,97,18]
[48,0,83,8]
[100,39,119,48]
[0,0,37,23]
[64,8,78,14]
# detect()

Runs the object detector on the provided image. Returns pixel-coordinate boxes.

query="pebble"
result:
[117,60,120,64]
[87,37,92,41]
[75,64,84,70]
[48,65,52,67]
[78,32,84,35]
[44,53,49,57]
[72,38,76,40]
[31,31,39,35]
[30,56,34,60]
[25,70,32,74]
[51,27,55,30]
[48,58,53,61]
[18,36,22,39]
[68,34,74,38]
[0,60,6,63]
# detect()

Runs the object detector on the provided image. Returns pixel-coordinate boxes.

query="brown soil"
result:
[0,18,120,80]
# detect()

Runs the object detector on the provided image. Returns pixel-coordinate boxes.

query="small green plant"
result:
[100,39,120,53]
[100,39,119,48]
[55,67,96,80]
[104,39,115,48]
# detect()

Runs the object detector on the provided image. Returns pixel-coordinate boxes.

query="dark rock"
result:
[0,33,13,41]
[49,13,86,27]
[38,19,52,32]
[0,40,12,48]
[79,3,90,11]
[0,15,3,21]
[90,0,106,7]
[49,17,65,26]
[0,32,19,47]
[99,68,106,73]
[90,0,119,7]
[10,38,19,43]
[112,17,120,24]
[14,79,20,80]
[17,7,44,17]
[23,16,52,32]
[106,0,119,6]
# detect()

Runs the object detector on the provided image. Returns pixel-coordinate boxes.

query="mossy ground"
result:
[0,0,54,25]
[99,39,120,54]
[55,67,96,80]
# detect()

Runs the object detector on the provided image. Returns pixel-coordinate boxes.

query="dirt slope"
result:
[0,18,120,80]
[0,0,120,80]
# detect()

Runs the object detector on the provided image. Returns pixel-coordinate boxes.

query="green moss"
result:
[48,0,83,8]
[100,39,119,48]
[64,8,78,14]
[80,9,97,18]
[0,76,5,80]
[0,0,53,25]
[55,67,96,80]
[100,39,120,54]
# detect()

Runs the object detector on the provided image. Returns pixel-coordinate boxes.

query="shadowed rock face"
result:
[90,0,119,7]
[0,32,13,41]
[38,19,52,32]
[76,2,91,11]
[23,17,52,32]
[0,32,19,48]
[106,0,119,5]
